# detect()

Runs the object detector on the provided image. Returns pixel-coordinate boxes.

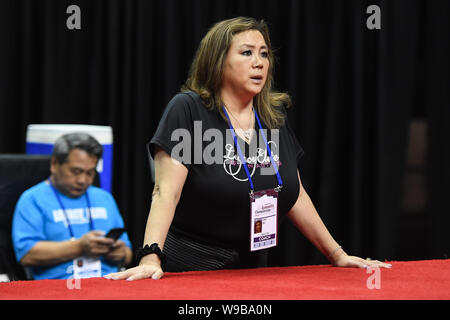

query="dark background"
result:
[1,0,449,267]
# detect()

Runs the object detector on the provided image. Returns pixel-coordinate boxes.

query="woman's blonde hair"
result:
[182,16,291,129]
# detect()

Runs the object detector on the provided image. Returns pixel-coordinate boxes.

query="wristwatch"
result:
[135,243,166,264]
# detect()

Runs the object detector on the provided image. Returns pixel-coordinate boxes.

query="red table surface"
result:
[1,259,449,300]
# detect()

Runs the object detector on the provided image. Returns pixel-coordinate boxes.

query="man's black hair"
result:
[52,132,103,164]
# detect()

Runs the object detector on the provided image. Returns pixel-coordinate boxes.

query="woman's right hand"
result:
[104,255,164,281]
[105,147,187,282]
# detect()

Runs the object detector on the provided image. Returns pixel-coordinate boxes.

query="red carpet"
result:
[1,259,449,300]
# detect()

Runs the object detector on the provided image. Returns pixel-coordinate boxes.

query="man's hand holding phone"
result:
[104,228,126,241]
[104,228,128,264]
[79,231,115,257]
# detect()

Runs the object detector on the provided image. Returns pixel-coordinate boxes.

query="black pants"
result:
[163,229,268,272]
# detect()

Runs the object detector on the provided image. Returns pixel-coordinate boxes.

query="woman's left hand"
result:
[332,252,392,269]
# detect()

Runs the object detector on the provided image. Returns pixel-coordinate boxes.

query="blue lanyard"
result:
[223,105,283,198]
[49,179,95,239]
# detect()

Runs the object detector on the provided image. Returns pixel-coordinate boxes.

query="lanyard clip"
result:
[249,190,255,199]
[274,185,283,193]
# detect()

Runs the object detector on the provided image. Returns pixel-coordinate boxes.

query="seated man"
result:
[12,132,133,280]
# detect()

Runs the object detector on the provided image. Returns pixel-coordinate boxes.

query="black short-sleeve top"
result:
[150,91,304,250]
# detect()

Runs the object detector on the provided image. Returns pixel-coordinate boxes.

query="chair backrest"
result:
[0,154,51,281]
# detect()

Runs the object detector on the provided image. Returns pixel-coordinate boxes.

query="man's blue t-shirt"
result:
[12,181,132,280]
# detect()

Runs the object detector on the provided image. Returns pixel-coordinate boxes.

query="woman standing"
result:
[106,17,390,281]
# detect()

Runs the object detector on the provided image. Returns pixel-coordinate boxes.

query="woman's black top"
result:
[150,91,304,271]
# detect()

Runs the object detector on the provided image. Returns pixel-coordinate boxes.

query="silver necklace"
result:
[224,106,254,142]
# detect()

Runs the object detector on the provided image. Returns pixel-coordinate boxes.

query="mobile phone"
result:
[105,228,126,241]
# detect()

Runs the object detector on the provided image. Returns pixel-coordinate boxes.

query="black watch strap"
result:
[135,243,166,264]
